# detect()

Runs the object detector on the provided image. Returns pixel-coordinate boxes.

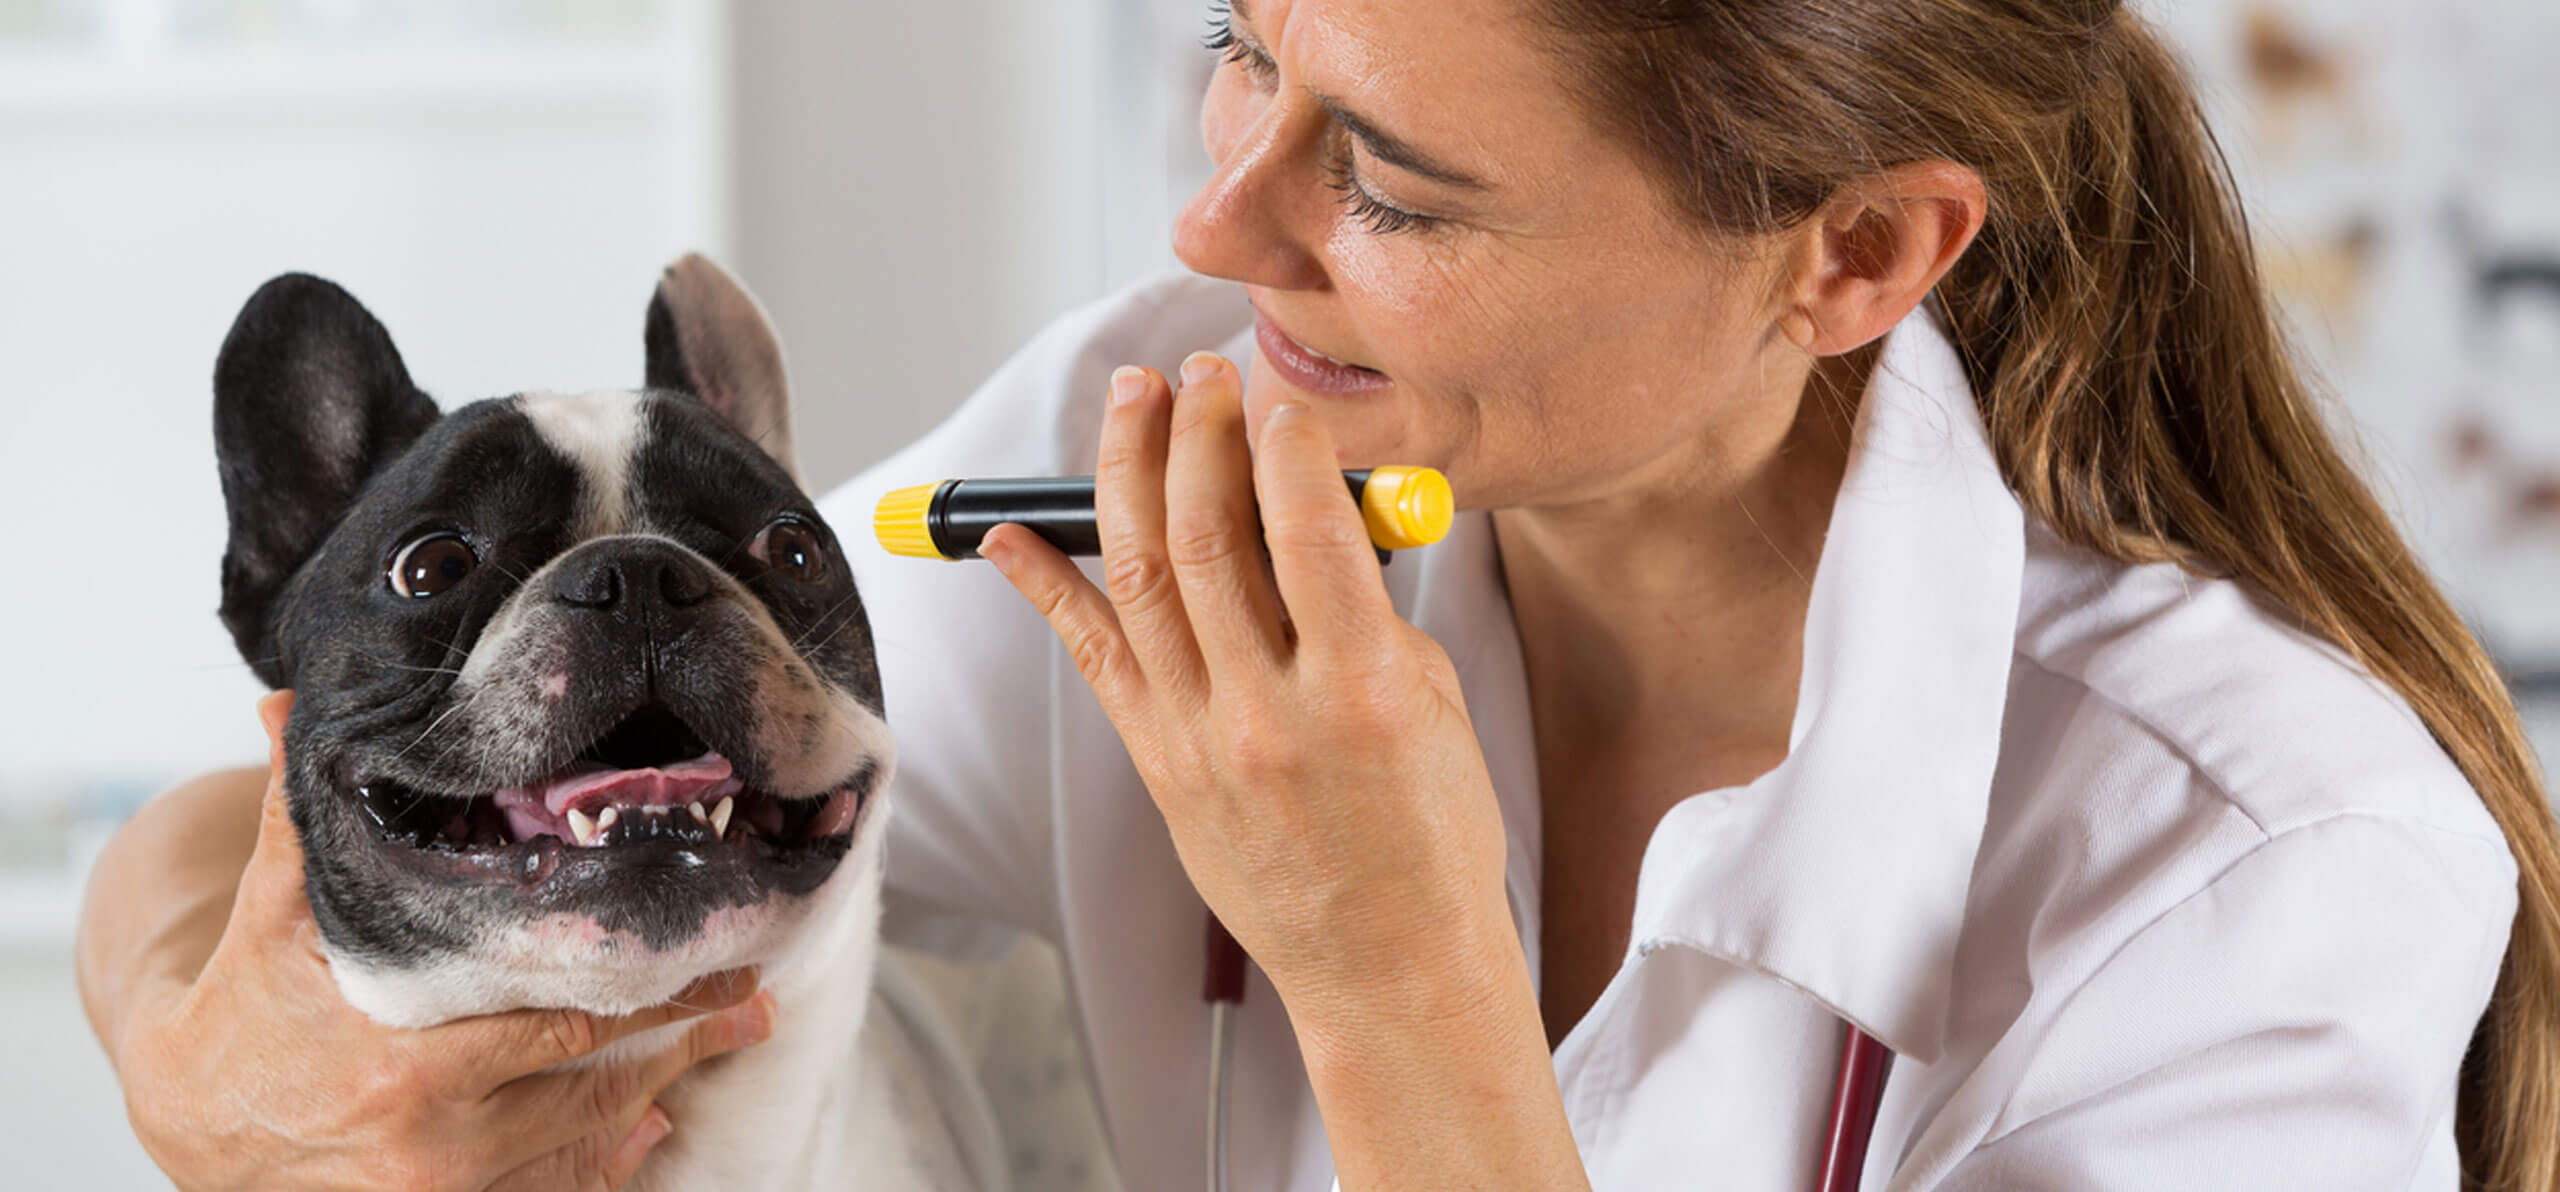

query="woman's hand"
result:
[109,692,778,1191]
[976,353,1515,1002]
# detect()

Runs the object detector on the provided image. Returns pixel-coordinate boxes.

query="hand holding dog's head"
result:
[213,256,891,1028]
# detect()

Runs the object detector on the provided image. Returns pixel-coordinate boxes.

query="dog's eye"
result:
[389,534,477,599]
[752,518,828,583]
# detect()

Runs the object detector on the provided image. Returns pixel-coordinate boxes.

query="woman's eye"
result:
[389,533,477,599]
[752,519,829,584]
[1323,150,1441,236]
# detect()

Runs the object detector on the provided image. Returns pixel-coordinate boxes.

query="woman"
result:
[78,0,2559,1188]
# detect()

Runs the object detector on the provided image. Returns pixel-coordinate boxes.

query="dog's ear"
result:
[644,252,798,479]
[213,273,440,687]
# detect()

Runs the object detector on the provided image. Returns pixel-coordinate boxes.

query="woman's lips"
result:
[1253,313,1393,396]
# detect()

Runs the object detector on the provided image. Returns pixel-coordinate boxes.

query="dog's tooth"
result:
[595,806,619,834]
[688,802,709,824]
[711,796,733,838]
[567,808,597,847]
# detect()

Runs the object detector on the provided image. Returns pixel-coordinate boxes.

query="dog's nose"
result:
[554,538,716,612]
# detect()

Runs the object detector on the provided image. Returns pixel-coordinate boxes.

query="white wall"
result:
[729,0,1214,497]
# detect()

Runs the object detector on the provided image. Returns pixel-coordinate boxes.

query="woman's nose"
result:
[1173,106,1328,292]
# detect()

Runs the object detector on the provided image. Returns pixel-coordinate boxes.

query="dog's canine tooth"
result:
[568,808,598,846]
[711,796,734,838]
[688,802,710,824]
[595,806,620,834]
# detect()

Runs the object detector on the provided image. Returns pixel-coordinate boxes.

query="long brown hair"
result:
[1532,0,2560,1185]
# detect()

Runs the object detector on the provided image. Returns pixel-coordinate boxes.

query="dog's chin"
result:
[328,889,842,1030]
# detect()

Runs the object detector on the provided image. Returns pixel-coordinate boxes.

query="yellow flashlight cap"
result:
[1359,466,1454,550]
[873,482,950,560]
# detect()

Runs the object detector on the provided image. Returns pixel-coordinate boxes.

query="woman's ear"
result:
[1775,161,1987,356]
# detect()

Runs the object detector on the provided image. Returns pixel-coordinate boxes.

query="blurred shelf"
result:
[0,43,689,120]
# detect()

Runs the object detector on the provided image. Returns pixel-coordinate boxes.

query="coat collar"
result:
[1395,304,2024,1064]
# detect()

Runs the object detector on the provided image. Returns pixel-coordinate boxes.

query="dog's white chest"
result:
[632,983,985,1192]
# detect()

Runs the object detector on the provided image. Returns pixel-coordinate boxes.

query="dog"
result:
[210,254,974,1190]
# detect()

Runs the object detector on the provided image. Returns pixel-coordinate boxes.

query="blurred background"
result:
[0,0,2551,1186]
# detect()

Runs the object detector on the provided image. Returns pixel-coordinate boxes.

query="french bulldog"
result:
[211,255,970,1190]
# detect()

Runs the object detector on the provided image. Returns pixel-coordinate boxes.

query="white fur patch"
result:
[520,390,645,537]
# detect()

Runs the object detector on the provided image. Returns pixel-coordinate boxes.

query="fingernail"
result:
[633,1104,673,1151]
[1179,352,1221,386]
[1109,366,1150,408]
[977,533,1016,575]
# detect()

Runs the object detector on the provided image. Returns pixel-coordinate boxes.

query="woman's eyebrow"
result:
[1313,94,1493,192]
[1228,0,1493,192]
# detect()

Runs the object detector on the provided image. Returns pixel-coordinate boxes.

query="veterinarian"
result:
[77,0,2560,1189]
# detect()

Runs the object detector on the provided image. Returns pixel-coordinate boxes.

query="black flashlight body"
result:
[927,471,1391,563]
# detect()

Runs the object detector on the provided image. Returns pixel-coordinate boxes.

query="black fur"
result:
[213,274,441,686]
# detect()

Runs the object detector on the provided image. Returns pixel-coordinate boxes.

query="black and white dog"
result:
[211,255,969,1189]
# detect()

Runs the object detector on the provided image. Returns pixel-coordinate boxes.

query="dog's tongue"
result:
[533,753,736,815]
[491,754,739,841]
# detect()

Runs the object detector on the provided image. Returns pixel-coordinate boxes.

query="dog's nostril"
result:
[556,558,624,609]
[658,557,712,607]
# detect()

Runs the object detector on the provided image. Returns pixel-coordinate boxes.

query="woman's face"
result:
[1178,0,1806,511]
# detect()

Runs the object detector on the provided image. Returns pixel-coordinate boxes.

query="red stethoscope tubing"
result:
[1818,1023,1894,1192]
[1203,914,1893,1192]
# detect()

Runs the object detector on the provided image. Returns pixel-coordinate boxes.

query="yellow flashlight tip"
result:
[1362,466,1454,550]
[873,483,948,560]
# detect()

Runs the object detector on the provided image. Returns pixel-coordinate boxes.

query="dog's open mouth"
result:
[350,703,865,862]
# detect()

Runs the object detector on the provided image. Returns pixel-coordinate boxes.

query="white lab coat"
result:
[818,270,2518,1191]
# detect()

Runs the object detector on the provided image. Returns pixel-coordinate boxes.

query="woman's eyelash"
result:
[1203,23,1267,75]
[1202,2,1255,66]
[1323,150,1439,236]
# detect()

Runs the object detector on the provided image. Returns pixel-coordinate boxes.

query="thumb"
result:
[237,689,312,936]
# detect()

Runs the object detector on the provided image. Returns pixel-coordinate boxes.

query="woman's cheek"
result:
[1327,230,1522,380]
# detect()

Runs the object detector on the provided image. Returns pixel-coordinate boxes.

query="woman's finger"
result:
[980,523,1163,748]
[434,967,761,1096]
[1163,352,1290,680]
[479,992,773,1170]
[232,689,314,944]
[1092,364,1209,699]
[486,1102,670,1192]
[600,1104,675,1190]
[1252,400,1399,663]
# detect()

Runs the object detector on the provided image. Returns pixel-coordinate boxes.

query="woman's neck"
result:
[1492,347,1869,771]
